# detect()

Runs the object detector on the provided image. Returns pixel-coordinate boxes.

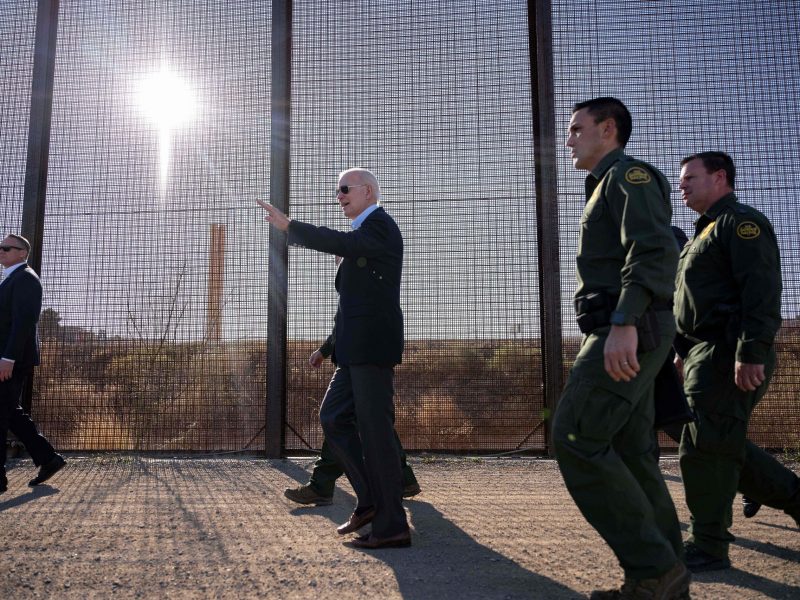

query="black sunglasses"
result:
[336,184,366,195]
[0,246,24,252]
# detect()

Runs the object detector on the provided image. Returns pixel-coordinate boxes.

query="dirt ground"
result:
[1,454,797,599]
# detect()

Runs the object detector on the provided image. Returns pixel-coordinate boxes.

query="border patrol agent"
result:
[555,98,690,600]
[675,151,800,572]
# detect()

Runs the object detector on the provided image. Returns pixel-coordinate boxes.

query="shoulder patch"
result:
[624,166,652,185]
[699,221,716,239]
[736,221,760,240]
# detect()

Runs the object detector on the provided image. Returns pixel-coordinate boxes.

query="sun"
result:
[137,67,198,190]
[138,67,196,128]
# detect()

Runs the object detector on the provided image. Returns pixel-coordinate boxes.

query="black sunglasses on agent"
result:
[336,184,366,195]
[0,246,25,252]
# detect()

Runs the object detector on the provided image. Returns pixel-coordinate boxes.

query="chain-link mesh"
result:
[0,1,36,233]
[32,1,272,451]
[286,0,542,452]
[3,1,798,452]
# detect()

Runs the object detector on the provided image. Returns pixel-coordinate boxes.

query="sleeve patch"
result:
[624,166,652,185]
[736,221,760,240]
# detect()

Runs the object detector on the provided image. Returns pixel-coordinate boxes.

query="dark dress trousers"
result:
[288,207,408,537]
[0,264,57,470]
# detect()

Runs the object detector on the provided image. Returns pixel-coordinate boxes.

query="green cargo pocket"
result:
[556,376,633,444]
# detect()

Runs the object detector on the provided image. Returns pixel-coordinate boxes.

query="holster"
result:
[574,291,671,353]
[636,309,660,353]
[653,352,697,429]
[673,333,696,359]
[574,292,617,334]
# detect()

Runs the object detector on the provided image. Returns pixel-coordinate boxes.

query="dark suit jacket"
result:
[289,206,403,367]
[0,263,43,369]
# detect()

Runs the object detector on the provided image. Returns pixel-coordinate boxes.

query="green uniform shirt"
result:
[576,148,678,322]
[674,192,782,363]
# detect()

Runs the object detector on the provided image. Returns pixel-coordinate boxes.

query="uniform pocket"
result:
[555,375,633,443]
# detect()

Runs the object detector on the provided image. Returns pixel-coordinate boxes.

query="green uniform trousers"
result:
[309,435,417,497]
[554,316,683,580]
[680,340,800,559]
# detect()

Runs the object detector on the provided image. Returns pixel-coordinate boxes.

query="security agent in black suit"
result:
[0,234,65,494]
[258,168,410,549]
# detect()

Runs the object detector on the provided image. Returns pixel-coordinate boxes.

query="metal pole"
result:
[207,224,226,342]
[20,0,59,415]
[528,0,563,456]
[266,0,292,457]
[21,0,60,273]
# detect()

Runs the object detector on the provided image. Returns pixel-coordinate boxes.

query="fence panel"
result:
[32,1,273,451]
[283,0,544,452]
[0,1,36,233]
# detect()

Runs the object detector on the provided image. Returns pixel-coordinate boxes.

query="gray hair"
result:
[339,167,381,201]
[5,233,31,254]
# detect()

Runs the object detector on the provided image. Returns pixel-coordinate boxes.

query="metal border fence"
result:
[2,0,798,455]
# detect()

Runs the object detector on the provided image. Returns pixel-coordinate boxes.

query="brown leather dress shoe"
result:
[336,508,376,535]
[351,530,411,549]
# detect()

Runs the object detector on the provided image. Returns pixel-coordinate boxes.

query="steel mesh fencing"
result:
[285,0,543,452]
[0,1,36,234]
[31,1,272,451]
[2,0,798,452]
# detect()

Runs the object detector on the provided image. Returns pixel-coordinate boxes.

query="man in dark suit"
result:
[284,324,421,506]
[258,168,410,548]
[0,234,65,494]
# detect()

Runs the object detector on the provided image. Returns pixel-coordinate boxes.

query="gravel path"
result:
[1,455,797,599]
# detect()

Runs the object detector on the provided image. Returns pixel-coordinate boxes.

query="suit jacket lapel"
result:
[0,263,28,288]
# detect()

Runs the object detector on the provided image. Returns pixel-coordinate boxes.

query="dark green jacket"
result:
[576,148,677,322]
[674,192,781,363]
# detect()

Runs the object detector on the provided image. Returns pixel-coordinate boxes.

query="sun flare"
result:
[137,67,197,190]
[138,67,196,128]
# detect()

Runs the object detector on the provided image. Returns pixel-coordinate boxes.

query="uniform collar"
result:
[589,147,626,180]
[585,148,626,199]
[703,192,738,219]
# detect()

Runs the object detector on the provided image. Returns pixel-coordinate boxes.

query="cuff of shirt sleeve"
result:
[736,340,771,364]
[286,220,297,244]
[615,285,652,322]
[1,357,15,364]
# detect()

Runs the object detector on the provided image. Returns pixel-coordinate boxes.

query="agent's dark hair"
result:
[680,151,736,188]
[572,97,632,147]
[6,233,31,254]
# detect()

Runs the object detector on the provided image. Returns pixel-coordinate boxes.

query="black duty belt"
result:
[574,292,673,335]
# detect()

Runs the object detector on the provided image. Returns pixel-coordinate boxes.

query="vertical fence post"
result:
[21,0,59,273]
[266,0,292,457]
[528,0,563,456]
[20,0,59,414]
